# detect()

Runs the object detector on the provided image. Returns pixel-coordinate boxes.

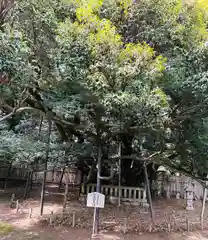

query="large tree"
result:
[1,0,208,184]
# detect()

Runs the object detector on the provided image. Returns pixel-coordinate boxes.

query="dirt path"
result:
[1,201,208,240]
[1,228,208,240]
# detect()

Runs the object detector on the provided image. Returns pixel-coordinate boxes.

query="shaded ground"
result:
[1,194,208,239]
[1,226,208,240]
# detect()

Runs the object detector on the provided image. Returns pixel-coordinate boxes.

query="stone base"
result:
[142,202,150,208]
[176,193,180,199]
[186,206,194,211]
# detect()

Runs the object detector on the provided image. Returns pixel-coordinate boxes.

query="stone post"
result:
[186,186,194,210]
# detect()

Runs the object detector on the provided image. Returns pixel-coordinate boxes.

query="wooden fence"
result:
[156,175,206,199]
[81,184,148,206]
[0,166,29,180]
[32,168,81,185]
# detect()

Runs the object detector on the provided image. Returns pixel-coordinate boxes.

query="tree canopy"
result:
[1,0,208,184]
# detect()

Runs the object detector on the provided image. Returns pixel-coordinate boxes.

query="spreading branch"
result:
[0,106,35,122]
[0,0,14,26]
[98,164,115,180]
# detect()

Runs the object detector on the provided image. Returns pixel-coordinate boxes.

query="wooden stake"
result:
[72,211,76,227]
[29,208,33,218]
[50,211,53,225]
[123,217,127,234]
[118,142,121,208]
[95,144,102,234]
[40,115,52,216]
[10,193,15,208]
[30,171,33,190]
[149,223,152,232]
[16,200,19,213]
[59,167,66,191]
[201,186,207,222]
[143,162,154,223]
[63,167,69,209]
[186,217,190,232]
[61,208,64,220]
[168,216,171,232]
[24,171,31,199]
[201,218,204,231]
[92,207,97,236]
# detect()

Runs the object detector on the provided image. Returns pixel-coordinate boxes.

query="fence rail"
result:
[0,167,29,180]
[156,175,206,200]
[32,168,81,185]
[81,184,147,206]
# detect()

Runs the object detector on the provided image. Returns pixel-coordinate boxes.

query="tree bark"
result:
[59,167,66,191]
[38,116,43,136]
[0,107,34,123]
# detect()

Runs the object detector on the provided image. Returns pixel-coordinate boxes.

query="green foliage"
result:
[0,29,34,99]
[0,222,13,235]
[0,0,208,181]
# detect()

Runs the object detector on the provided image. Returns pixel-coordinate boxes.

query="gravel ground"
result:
[1,228,208,240]
[1,196,208,239]
[39,198,208,233]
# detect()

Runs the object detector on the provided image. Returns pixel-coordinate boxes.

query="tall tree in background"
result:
[0,0,208,184]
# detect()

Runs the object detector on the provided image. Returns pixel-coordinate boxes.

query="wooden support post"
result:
[59,167,66,191]
[63,167,69,209]
[10,193,15,208]
[118,142,121,207]
[16,200,19,213]
[40,171,46,216]
[72,211,76,227]
[149,223,152,233]
[186,217,190,232]
[123,217,127,234]
[40,114,52,216]
[201,218,204,231]
[201,184,207,225]
[143,162,154,223]
[50,211,53,225]
[24,171,31,199]
[95,144,102,234]
[168,216,171,232]
[29,208,33,218]
[61,208,64,221]
[30,171,33,190]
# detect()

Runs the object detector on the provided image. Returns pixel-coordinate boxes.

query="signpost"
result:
[87,192,105,238]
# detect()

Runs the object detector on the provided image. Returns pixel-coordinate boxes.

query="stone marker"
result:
[186,186,194,210]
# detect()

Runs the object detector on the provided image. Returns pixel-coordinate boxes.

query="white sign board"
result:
[87,192,105,208]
